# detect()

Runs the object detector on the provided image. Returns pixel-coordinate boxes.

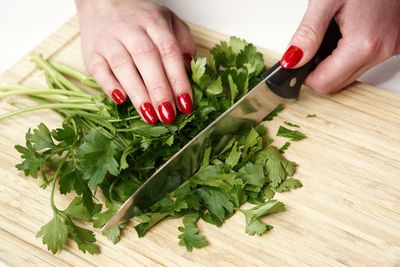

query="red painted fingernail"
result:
[111,89,126,105]
[280,45,303,69]
[140,102,158,124]
[158,101,176,125]
[183,53,192,66]
[177,93,193,115]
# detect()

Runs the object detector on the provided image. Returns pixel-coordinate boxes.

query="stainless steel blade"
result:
[102,66,292,231]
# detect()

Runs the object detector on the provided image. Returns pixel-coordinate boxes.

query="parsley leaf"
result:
[279,142,291,153]
[15,143,44,178]
[135,213,169,237]
[197,187,234,223]
[36,212,69,254]
[263,104,285,121]
[256,146,297,188]
[284,121,300,128]
[275,178,303,193]
[239,163,266,188]
[206,76,223,96]
[77,130,119,189]
[239,200,285,236]
[178,214,208,251]
[68,223,99,254]
[277,126,306,141]
[30,123,56,151]
[63,196,101,221]
[225,141,241,168]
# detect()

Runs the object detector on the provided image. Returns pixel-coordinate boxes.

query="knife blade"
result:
[102,20,341,232]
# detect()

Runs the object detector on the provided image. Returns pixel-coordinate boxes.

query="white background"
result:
[0,0,399,94]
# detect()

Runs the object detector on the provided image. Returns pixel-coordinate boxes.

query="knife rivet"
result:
[290,77,297,88]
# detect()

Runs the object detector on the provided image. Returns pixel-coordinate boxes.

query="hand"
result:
[75,0,196,124]
[280,0,400,93]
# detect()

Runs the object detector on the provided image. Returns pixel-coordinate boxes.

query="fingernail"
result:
[140,102,158,124]
[111,89,126,105]
[183,53,192,66]
[158,101,176,125]
[177,93,193,115]
[280,45,303,69]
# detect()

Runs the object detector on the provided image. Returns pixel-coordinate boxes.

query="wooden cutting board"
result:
[0,16,399,267]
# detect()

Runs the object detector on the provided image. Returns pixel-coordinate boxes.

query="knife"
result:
[102,20,341,232]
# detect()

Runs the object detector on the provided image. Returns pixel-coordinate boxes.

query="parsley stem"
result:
[0,83,92,98]
[108,115,141,122]
[50,151,71,212]
[0,103,99,121]
[31,54,83,92]
[49,60,101,90]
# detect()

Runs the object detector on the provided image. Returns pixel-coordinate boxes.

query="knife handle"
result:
[264,19,342,99]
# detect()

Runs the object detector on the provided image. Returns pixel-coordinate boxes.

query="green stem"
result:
[0,87,92,98]
[0,103,99,121]
[49,60,101,90]
[108,115,141,122]
[66,110,116,134]
[50,151,71,212]
[30,54,83,92]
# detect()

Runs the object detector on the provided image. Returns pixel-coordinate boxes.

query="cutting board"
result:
[0,16,399,267]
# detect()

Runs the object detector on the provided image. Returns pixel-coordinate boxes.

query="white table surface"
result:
[0,0,399,94]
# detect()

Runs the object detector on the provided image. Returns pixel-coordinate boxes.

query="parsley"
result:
[275,178,303,193]
[263,104,285,121]
[284,121,300,128]
[178,214,208,251]
[279,142,291,153]
[239,200,285,236]
[277,126,306,141]
[0,37,305,253]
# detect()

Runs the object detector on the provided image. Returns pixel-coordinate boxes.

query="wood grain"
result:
[0,16,399,267]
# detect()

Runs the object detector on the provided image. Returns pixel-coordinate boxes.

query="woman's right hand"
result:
[75,0,196,124]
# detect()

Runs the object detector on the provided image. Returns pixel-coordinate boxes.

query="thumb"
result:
[281,0,341,69]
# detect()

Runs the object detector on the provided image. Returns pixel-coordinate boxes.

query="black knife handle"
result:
[264,19,342,99]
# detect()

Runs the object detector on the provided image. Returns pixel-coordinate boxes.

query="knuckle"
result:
[140,8,164,25]
[359,36,379,56]
[158,39,180,60]
[88,60,107,76]
[108,53,131,70]
[149,81,169,95]
[169,76,189,91]
[131,39,156,60]
[296,22,321,43]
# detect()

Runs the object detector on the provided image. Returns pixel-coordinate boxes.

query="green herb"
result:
[306,114,317,118]
[0,37,304,254]
[275,178,303,193]
[277,126,306,141]
[279,142,291,153]
[239,200,285,236]
[178,214,208,251]
[263,104,285,121]
[284,121,300,128]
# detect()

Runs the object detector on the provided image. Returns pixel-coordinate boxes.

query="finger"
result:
[87,53,126,105]
[99,40,158,124]
[119,29,177,124]
[281,0,342,69]
[146,15,193,115]
[334,55,390,93]
[171,13,196,66]
[305,37,374,94]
